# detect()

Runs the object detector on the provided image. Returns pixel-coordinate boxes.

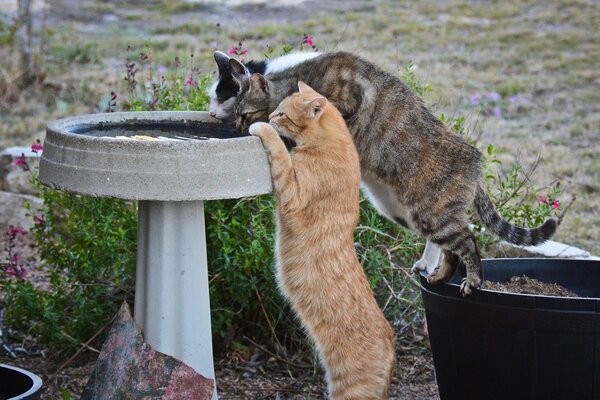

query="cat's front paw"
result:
[248,122,272,138]
[411,258,428,274]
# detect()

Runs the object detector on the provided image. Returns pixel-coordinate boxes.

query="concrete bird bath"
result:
[39,111,273,398]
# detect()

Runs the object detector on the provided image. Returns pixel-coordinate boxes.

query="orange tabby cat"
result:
[249,82,395,399]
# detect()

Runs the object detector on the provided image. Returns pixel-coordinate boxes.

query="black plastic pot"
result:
[0,363,42,400]
[420,258,600,400]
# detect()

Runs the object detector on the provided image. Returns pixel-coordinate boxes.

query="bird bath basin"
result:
[40,111,273,398]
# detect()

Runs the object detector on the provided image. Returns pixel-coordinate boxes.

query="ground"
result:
[0,341,438,399]
[0,0,598,399]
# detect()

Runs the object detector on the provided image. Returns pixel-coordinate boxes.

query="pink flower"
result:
[537,195,547,205]
[303,34,314,47]
[7,226,26,236]
[31,139,43,153]
[227,47,237,56]
[240,49,248,55]
[184,76,196,87]
[14,153,29,171]
[6,261,27,279]
[552,200,560,209]
[34,215,44,225]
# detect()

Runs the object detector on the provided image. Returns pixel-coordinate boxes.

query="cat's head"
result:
[209,51,248,122]
[268,81,328,144]
[230,59,274,133]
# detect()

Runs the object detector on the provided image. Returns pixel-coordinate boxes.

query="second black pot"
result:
[0,363,43,400]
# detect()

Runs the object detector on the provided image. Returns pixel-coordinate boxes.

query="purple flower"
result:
[470,93,482,105]
[493,107,502,118]
[158,66,168,74]
[509,94,530,105]
[486,92,501,101]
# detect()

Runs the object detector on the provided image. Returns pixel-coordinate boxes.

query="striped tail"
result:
[474,185,557,246]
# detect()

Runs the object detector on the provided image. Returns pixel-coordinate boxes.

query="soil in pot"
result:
[481,275,580,297]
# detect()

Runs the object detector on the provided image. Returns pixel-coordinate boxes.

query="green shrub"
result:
[5,178,137,354]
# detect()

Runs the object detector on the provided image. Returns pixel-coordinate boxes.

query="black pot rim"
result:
[420,257,600,300]
[0,363,43,400]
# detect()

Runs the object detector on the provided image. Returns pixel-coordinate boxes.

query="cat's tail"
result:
[474,185,558,246]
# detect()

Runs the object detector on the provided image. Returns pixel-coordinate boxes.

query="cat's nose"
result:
[209,111,216,118]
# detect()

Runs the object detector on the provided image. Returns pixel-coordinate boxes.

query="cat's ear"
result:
[306,97,328,119]
[230,58,250,84]
[298,81,317,95]
[214,51,232,76]
[250,73,270,94]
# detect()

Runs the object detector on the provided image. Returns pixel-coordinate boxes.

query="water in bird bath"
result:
[70,122,243,141]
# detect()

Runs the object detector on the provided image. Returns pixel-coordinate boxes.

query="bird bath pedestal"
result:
[39,111,273,398]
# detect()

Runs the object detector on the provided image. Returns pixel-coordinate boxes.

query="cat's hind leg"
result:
[426,249,459,284]
[432,230,482,295]
[414,211,482,295]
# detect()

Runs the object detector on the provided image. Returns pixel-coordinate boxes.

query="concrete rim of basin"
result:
[40,111,273,201]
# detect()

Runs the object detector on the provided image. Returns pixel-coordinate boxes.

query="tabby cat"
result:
[249,82,395,399]
[209,50,320,121]
[231,52,557,295]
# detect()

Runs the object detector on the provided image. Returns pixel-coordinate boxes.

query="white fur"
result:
[412,240,443,275]
[361,171,443,275]
[209,78,236,121]
[264,52,321,74]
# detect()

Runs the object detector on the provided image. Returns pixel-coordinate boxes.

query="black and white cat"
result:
[209,51,321,121]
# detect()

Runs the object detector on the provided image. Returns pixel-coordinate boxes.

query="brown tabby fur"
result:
[231,52,557,295]
[249,82,395,399]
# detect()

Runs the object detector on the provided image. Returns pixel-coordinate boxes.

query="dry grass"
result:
[0,0,598,245]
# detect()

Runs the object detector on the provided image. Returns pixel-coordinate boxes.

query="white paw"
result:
[248,122,270,136]
[411,258,428,273]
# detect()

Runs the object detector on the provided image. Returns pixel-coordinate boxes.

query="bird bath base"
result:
[40,112,273,399]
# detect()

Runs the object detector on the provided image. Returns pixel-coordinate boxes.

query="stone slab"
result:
[81,302,214,400]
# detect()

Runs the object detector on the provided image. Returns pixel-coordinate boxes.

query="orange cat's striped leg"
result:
[249,122,299,211]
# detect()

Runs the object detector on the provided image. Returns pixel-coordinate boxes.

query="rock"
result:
[0,190,42,230]
[81,303,214,400]
[0,147,41,195]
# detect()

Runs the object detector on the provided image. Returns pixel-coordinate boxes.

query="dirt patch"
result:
[482,275,579,297]
[0,347,439,400]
